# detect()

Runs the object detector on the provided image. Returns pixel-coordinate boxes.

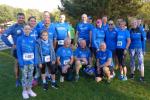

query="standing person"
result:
[129,19,146,82]
[55,14,70,48]
[56,37,74,82]
[74,39,92,81]
[17,25,37,99]
[105,20,117,76]
[36,30,58,90]
[91,19,105,56]
[76,14,92,47]
[36,11,51,30]
[88,16,95,29]
[1,13,25,87]
[116,20,131,81]
[28,16,40,86]
[102,16,109,31]
[28,16,39,40]
[95,42,112,83]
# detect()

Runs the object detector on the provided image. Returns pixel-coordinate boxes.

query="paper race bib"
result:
[117,41,122,46]
[58,40,64,45]
[63,59,70,65]
[45,55,50,62]
[23,53,34,61]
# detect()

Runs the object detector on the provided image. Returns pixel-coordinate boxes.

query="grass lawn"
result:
[0,42,150,100]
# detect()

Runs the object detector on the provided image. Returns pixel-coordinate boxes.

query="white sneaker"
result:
[60,76,64,82]
[22,91,29,99]
[27,89,37,97]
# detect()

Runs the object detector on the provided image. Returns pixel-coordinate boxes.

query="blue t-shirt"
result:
[74,47,91,61]
[56,46,73,66]
[102,23,109,31]
[129,28,146,50]
[96,49,112,65]
[92,27,105,49]
[116,28,130,49]
[55,22,70,40]
[76,22,92,41]
[105,28,117,51]
[29,27,39,40]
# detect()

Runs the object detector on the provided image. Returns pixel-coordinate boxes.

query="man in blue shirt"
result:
[76,14,92,47]
[74,39,92,81]
[1,13,25,87]
[116,20,131,81]
[96,42,112,83]
[56,37,73,82]
[129,19,146,82]
[55,14,70,48]
[102,16,109,31]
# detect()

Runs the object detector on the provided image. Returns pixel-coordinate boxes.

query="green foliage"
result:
[59,0,143,20]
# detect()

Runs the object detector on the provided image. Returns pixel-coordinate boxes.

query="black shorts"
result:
[116,48,126,67]
[40,62,56,74]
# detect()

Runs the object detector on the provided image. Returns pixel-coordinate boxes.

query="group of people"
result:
[1,11,146,99]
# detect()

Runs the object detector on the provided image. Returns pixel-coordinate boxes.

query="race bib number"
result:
[23,53,34,61]
[58,40,64,45]
[45,55,50,62]
[117,41,122,46]
[63,59,70,65]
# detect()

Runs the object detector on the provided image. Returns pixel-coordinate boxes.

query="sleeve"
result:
[126,30,130,39]
[35,40,42,64]
[88,49,92,58]
[1,25,14,47]
[16,37,24,66]
[50,40,56,62]
[56,47,61,58]
[33,40,38,65]
[76,23,80,32]
[108,51,112,59]
[92,29,98,49]
[141,30,146,52]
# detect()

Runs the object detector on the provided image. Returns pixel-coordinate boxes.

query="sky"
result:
[0,0,61,12]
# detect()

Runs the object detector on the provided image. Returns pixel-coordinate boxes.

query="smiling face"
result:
[64,38,71,48]
[131,20,138,29]
[41,31,48,41]
[28,17,36,28]
[24,25,31,36]
[17,15,25,24]
[100,42,106,51]
[80,40,86,49]
[60,14,66,23]
[81,14,88,22]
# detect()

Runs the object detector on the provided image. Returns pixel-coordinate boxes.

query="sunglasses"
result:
[109,24,113,25]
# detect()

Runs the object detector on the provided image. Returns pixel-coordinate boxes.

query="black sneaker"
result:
[51,82,58,89]
[43,83,48,90]
[130,74,134,79]
[140,77,144,82]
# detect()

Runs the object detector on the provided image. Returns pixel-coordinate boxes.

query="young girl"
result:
[17,25,37,99]
[36,30,58,90]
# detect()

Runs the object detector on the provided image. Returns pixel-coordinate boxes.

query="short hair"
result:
[64,37,71,43]
[17,12,25,17]
[28,16,36,21]
[40,30,48,36]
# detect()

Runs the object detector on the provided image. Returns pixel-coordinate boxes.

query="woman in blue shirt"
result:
[129,19,146,82]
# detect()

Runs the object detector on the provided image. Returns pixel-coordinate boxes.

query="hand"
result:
[124,49,127,55]
[52,61,55,64]
[39,64,42,68]
[81,58,88,65]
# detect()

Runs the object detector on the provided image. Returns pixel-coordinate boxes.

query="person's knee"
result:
[50,64,56,74]
[75,60,81,69]
[103,66,109,74]
[95,77,102,83]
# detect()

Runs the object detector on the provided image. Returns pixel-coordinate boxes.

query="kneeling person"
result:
[56,37,74,82]
[95,42,112,83]
[74,39,92,81]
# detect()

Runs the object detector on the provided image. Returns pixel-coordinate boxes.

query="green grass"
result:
[0,42,150,100]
